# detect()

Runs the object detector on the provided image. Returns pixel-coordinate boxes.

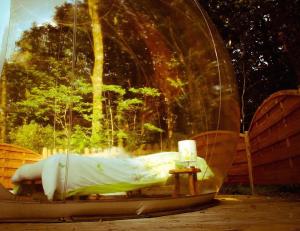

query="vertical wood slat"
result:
[225,133,250,184]
[245,131,255,195]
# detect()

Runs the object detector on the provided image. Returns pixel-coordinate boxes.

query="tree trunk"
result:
[165,98,175,149]
[88,0,104,146]
[0,66,7,143]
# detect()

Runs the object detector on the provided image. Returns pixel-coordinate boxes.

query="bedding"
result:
[12,151,213,200]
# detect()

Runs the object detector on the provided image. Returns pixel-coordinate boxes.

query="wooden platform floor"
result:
[1,195,299,231]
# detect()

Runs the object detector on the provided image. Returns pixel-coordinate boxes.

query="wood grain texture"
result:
[248,90,300,184]
[226,134,250,184]
[0,143,41,188]
[226,90,300,185]
[0,195,299,231]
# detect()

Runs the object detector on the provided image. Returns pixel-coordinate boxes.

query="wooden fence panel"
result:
[225,90,300,186]
[248,90,300,185]
[226,134,250,184]
[253,156,300,184]
[0,144,42,189]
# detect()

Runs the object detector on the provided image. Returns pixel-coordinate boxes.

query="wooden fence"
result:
[41,147,109,158]
[226,89,300,186]
[226,133,249,184]
[0,144,42,188]
[248,89,300,184]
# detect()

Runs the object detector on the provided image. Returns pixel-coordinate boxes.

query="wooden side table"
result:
[169,166,201,197]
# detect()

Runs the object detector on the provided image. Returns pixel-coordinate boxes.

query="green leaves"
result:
[129,87,161,97]
[103,84,126,96]
[9,122,55,152]
[143,123,164,133]
[16,80,92,136]
[117,98,143,111]
[167,77,187,89]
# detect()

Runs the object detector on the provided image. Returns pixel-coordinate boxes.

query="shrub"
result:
[9,122,55,153]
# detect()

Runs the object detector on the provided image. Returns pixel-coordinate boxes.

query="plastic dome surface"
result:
[0,0,240,196]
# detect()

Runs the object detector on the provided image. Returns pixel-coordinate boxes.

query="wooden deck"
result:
[1,195,299,230]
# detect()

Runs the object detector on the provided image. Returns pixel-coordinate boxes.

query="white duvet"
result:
[12,151,213,200]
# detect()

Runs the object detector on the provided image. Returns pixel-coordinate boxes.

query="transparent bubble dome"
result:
[0,0,240,194]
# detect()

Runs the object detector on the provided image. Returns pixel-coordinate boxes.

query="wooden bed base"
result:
[0,183,216,222]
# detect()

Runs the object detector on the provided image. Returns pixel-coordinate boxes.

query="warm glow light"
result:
[178,140,197,166]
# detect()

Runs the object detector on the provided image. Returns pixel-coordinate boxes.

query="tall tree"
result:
[0,64,7,142]
[88,0,105,145]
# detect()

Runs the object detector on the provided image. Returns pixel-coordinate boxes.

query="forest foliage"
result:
[1,1,163,152]
[2,0,234,153]
[199,0,299,131]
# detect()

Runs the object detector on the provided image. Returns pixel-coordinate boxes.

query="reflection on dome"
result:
[0,0,240,196]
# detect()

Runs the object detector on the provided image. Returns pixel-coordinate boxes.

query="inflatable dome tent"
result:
[0,0,240,221]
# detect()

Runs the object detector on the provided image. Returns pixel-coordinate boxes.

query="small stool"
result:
[169,166,201,197]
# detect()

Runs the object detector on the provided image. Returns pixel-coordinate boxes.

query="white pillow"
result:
[11,160,44,183]
[42,155,61,200]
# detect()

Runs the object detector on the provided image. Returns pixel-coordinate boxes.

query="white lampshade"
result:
[178,140,197,165]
